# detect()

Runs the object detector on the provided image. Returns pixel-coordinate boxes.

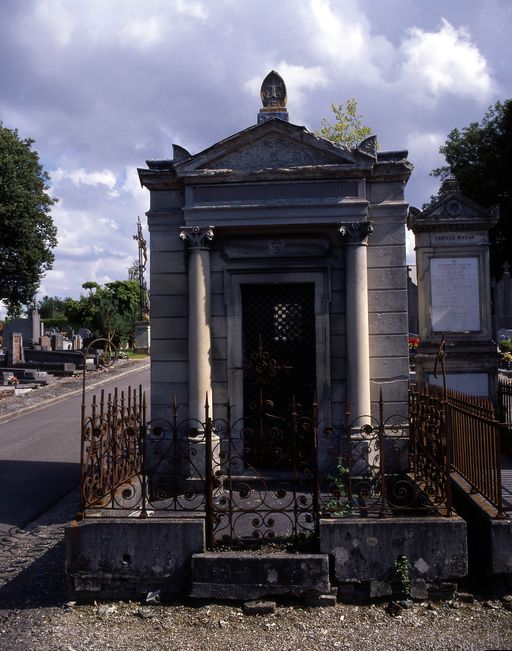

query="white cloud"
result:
[118,18,164,49]
[400,19,494,102]
[298,0,396,85]
[406,131,445,168]
[175,0,208,20]
[52,168,117,189]
[33,0,74,48]
[121,166,150,216]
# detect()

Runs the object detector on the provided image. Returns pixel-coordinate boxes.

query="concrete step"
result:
[190,551,330,600]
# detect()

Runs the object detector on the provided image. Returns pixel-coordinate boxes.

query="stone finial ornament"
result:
[260,70,287,109]
[258,71,289,124]
[440,177,460,195]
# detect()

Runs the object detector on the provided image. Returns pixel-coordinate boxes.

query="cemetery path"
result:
[0,362,150,534]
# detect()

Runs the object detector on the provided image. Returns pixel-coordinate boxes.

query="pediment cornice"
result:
[173,119,375,180]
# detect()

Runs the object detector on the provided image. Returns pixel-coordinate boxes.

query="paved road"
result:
[0,364,150,533]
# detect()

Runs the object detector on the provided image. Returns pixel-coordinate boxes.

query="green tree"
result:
[0,124,57,316]
[431,100,512,279]
[102,280,140,346]
[37,295,70,320]
[317,99,373,149]
[67,280,140,347]
[37,295,80,330]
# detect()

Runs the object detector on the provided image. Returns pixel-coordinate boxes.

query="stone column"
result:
[339,222,373,420]
[179,225,214,424]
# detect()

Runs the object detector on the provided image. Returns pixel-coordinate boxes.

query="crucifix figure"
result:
[133,216,149,320]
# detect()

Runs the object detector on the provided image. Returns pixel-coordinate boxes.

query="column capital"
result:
[338,222,373,244]
[179,225,214,249]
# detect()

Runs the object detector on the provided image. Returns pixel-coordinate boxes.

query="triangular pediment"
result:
[174,119,373,176]
[409,190,498,232]
[424,192,492,221]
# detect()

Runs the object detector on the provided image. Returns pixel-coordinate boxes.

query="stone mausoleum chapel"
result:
[67,72,478,602]
[138,71,412,452]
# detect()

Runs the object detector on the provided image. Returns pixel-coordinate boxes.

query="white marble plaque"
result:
[430,257,480,331]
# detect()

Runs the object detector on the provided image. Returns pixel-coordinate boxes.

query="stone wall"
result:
[368,178,409,418]
[147,187,188,423]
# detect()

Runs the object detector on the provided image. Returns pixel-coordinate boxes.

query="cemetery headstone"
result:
[51,333,64,351]
[31,308,42,343]
[78,328,92,341]
[40,335,52,351]
[7,333,24,365]
[133,321,150,354]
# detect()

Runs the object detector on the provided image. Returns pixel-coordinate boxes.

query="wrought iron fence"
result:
[498,377,512,447]
[80,387,454,547]
[445,387,504,517]
[79,386,146,514]
[410,383,508,518]
[408,385,452,516]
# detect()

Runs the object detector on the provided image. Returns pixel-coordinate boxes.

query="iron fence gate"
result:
[80,386,454,548]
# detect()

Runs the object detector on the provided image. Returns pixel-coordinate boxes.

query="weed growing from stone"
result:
[326,457,353,517]
[393,554,411,596]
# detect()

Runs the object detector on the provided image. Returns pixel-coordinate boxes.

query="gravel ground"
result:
[0,357,149,421]
[0,490,511,651]
[2,360,512,649]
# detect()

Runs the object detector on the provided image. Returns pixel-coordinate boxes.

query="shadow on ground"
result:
[0,538,67,610]
[0,460,79,529]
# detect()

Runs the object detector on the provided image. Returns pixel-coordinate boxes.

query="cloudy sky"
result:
[1,0,510,316]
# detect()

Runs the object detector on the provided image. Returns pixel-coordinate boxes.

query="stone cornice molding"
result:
[179,225,214,249]
[338,222,373,244]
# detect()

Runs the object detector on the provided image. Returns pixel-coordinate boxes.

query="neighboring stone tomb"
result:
[6,332,24,366]
[138,70,412,434]
[2,308,43,348]
[493,263,512,337]
[408,178,499,397]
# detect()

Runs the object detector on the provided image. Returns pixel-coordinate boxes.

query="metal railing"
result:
[445,387,503,516]
[79,385,146,515]
[410,383,507,518]
[498,376,512,442]
[79,388,454,547]
[408,384,452,516]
